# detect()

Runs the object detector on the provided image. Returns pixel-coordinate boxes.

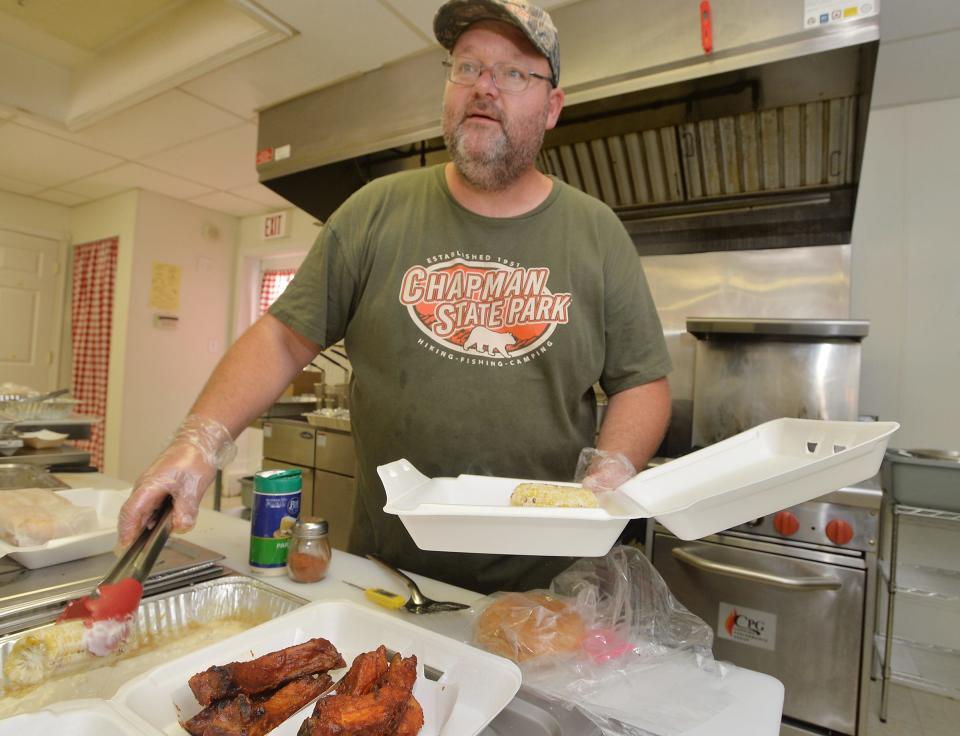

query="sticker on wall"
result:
[718,602,777,651]
[803,0,877,28]
[149,262,182,312]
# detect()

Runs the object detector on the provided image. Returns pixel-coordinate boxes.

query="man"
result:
[118,0,672,593]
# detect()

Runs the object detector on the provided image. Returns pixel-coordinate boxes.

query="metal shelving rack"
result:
[875,502,960,720]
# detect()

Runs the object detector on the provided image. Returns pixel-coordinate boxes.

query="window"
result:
[258,268,297,316]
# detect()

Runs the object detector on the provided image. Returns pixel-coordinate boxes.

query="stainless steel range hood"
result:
[257,0,879,254]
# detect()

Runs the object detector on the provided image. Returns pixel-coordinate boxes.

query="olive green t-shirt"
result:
[270,164,671,593]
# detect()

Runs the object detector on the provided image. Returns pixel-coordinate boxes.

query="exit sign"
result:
[262,211,288,240]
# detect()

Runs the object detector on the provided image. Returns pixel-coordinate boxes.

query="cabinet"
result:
[259,418,356,551]
[873,451,960,721]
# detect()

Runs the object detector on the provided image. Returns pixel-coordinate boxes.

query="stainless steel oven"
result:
[647,481,881,735]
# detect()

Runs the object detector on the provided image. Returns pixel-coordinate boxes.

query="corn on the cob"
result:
[3,619,90,689]
[510,483,599,508]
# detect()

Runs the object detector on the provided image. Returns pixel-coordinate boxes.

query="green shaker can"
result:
[249,468,301,575]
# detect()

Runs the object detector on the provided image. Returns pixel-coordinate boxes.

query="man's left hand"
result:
[575,448,636,493]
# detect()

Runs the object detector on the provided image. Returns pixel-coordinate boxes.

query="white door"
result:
[0,229,64,392]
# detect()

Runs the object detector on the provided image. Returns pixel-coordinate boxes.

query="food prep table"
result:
[1,473,784,735]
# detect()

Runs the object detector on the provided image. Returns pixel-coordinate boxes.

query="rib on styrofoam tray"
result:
[0,600,520,736]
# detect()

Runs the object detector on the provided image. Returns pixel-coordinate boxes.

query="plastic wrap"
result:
[471,545,733,735]
[574,447,636,493]
[118,414,238,544]
[0,490,98,547]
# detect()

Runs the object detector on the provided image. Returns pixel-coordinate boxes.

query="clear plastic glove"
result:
[117,415,236,546]
[575,448,636,493]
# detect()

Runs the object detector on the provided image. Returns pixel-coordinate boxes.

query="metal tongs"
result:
[102,495,174,589]
[366,554,470,614]
[57,496,175,651]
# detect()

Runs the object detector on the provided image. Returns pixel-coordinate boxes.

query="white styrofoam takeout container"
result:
[380,418,900,557]
[0,599,521,736]
[0,699,144,736]
[0,488,127,569]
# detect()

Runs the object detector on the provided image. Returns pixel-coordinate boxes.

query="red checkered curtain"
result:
[258,268,297,315]
[71,237,118,470]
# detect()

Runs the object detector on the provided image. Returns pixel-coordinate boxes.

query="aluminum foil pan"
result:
[0,576,306,713]
[129,575,306,644]
[0,463,67,491]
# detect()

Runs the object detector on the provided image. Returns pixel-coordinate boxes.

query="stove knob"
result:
[826,519,854,546]
[773,510,800,536]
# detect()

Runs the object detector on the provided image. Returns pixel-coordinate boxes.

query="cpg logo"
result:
[725,608,765,638]
[398,258,571,360]
[718,602,777,651]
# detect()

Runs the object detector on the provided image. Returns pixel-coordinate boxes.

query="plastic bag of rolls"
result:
[469,545,730,736]
[474,591,587,662]
[0,489,98,546]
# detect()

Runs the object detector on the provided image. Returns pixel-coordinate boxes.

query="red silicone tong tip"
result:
[57,578,144,624]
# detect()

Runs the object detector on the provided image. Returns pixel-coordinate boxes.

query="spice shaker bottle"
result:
[287,516,332,583]
[249,468,301,576]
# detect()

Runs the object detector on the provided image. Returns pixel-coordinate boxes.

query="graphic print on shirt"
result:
[398,256,572,363]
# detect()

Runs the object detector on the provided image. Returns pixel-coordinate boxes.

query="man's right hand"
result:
[116,315,320,546]
[117,414,235,546]
[117,444,216,546]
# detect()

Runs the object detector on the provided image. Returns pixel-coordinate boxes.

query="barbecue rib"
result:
[393,696,425,736]
[182,673,332,736]
[298,653,419,736]
[188,638,345,705]
[336,645,390,697]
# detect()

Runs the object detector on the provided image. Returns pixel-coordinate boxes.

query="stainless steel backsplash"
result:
[642,244,851,455]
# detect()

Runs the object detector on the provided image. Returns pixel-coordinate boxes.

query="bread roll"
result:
[510,482,598,508]
[0,489,98,546]
[475,592,586,662]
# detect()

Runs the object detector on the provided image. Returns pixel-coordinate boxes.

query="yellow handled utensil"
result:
[342,581,407,610]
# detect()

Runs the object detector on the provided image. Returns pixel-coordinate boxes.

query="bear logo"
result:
[464,326,516,358]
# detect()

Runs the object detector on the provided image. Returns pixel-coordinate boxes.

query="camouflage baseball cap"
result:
[434,0,560,87]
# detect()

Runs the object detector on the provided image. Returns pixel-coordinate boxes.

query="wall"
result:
[849,2,960,686]
[71,190,237,481]
[0,190,70,239]
[851,5,960,450]
[117,190,237,482]
[71,190,139,476]
[225,207,322,488]
[233,207,319,340]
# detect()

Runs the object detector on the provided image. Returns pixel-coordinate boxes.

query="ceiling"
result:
[0,0,576,218]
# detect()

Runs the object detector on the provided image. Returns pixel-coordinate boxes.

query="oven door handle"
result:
[671,547,843,591]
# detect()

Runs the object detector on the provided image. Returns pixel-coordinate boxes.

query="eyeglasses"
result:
[442,57,553,93]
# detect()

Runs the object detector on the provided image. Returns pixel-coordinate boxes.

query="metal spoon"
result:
[366,554,470,614]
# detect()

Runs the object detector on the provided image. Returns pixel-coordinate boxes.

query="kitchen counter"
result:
[182,512,784,736]
[50,473,784,736]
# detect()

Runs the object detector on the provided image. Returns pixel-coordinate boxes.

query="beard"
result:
[442,96,548,191]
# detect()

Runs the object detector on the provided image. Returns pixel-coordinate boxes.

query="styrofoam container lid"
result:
[380,418,899,556]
